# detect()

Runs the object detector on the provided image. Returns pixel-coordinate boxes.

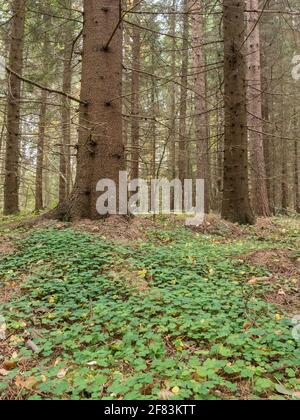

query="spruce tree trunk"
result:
[169,0,177,182]
[295,136,300,214]
[130,0,140,180]
[150,45,157,180]
[59,28,72,204]
[35,90,47,211]
[221,0,255,225]
[246,0,270,216]
[169,0,177,210]
[61,0,125,220]
[190,0,210,213]
[178,0,189,183]
[3,0,26,215]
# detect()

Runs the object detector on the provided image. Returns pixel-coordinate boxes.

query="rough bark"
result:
[221,0,255,225]
[190,0,210,213]
[151,46,158,180]
[295,137,300,214]
[3,0,26,215]
[169,0,177,209]
[35,90,48,211]
[130,0,140,180]
[246,0,270,216]
[178,0,189,183]
[60,0,125,220]
[59,27,73,204]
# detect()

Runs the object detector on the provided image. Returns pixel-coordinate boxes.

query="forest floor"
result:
[0,214,299,400]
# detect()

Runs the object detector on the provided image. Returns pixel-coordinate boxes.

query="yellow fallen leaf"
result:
[275,314,282,321]
[172,386,180,395]
[138,269,147,279]
[48,295,57,304]
[9,335,23,345]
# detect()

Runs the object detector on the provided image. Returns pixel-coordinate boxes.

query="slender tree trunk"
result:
[169,0,177,182]
[60,0,125,220]
[59,28,73,204]
[178,0,189,183]
[151,46,157,180]
[190,0,209,213]
[44,153,51,208]
[222,0,255,225]
[130,0,140,180]
[294,136,300,213]
[280,83,288,212]
[3,0,26,215]
[246,0,270,216]
[35,90,47,211]
[0,106,6,159]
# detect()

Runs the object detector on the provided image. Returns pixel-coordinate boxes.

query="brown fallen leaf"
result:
[15,375,38,391]
[243,322,252,331]
[158,390,174,400]
[248,278,258,285]
[278,289,286,296]
[2,360,17,371]
[293,391,300,399]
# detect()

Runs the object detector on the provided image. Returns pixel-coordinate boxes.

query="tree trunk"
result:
[59,27,73,204]
[280,83,288,212]
[130,0,140,180]
[60,0,125,220]
[295,136,300,213]
[169,0,177,182]
[151,72,156,180]
[246,0,270,216]
[178,0,189,183]
[221,0,255,225]
[190,0,210,213]
[3,0,26,215]
[35,90,47,211]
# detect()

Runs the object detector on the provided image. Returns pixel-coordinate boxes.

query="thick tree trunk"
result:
[246,0,270,217]
[35,90,47,211]
[221,0,255,225]
[61,0,125,220]
[59,29,72,204]
[190,0,210,213]
[3,0,26,215]
[178,0,189,183]
[130,0,140,180]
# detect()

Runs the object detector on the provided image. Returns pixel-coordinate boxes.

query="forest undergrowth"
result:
[0,215,299,400]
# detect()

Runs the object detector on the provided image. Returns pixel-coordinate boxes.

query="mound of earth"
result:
[0,238,15,256]
[241,248,300,277]
[241,248,300,313]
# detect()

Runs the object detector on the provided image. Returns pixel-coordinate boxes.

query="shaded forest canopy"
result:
[0,0,299,222]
